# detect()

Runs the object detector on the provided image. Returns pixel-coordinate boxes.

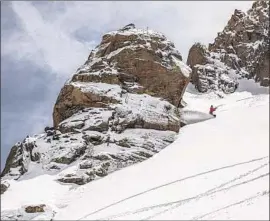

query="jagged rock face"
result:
[1,25,191,186]
[53,24,190,126]
[1,126,177,183]
[1,183,9,195]
[187,43,239,93]
[187,1,269,93]
[1,137,40,178]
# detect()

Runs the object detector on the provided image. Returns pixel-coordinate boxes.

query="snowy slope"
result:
[2,83,268,220]
[54,87,269,220]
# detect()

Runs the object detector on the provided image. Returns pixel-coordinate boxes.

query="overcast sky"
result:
[1,1,253,169]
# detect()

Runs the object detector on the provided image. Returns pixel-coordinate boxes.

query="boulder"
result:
[25,204,46,213]
[53,24,190,127]
[0,183,9,194]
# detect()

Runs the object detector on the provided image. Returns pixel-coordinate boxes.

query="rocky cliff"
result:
[187,1,269,93]
[1,24,190,187]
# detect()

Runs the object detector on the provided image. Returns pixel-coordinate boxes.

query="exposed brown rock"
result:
[25,204,46,213]
[57,175,91,185]
[255,50,270,86]
[53,25,190,127]
[1,183,9,194]
[187,43,208,68]
[53,84,120,127]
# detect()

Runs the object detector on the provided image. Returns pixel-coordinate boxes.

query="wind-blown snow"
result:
[2,87,269,220]
[236,78,270,95]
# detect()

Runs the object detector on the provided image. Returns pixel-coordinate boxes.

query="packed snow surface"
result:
[2,84,269,220]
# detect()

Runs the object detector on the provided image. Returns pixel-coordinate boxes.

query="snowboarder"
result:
[209,105,218,117]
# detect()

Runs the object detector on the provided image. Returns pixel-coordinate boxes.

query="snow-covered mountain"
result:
[1,24,190,198]
[1,85,269,220]
[187,1,269,93]
[1,5,269,220]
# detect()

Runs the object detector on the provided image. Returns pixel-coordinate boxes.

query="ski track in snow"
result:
[141,167,269,220]
[80,158,269,220]
[193,190,269,220]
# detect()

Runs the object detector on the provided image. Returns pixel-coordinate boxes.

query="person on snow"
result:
[209,105,218,117]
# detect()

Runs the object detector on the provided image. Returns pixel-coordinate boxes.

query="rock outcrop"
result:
[1,24,190,187]
[25,205,46,213]
[53,24,190,127]
[187,1,269,93]
[1,182,9,195]
[1,204,55,220]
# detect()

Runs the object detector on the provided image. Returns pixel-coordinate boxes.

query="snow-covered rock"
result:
[1,181,10,195]
[187,1,269,93]
[1,25,190,191]
[53,24,190,126]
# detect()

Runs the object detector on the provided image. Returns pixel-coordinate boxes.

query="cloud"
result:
[39,1,253,61]
[2,1,95,77]
[3,1,253,66]
[0,56,61,168]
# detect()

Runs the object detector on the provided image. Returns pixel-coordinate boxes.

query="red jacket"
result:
[209,106,217,114]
